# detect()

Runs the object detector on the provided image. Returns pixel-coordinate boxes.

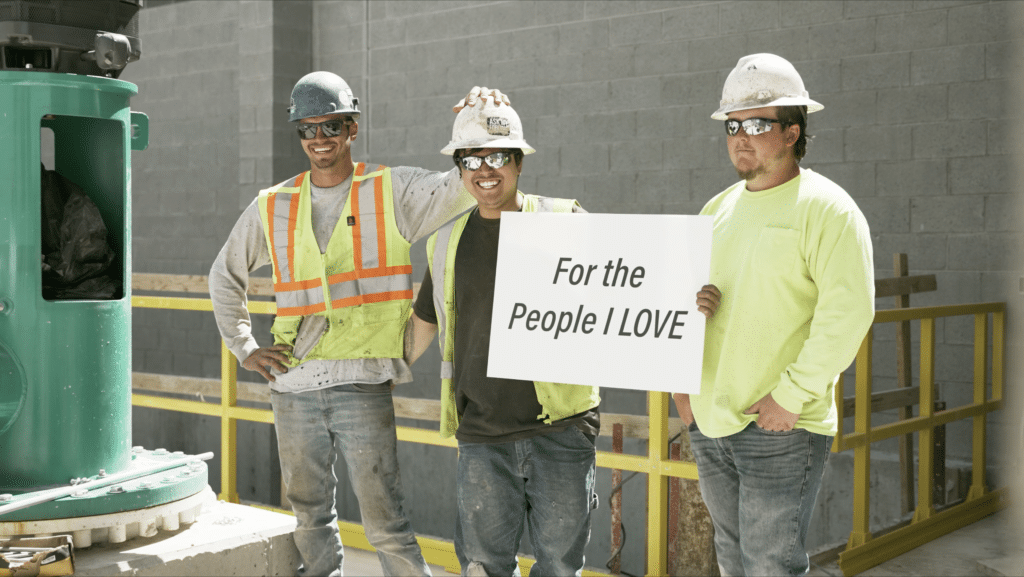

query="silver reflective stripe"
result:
[327,273,411,303]
[277,284,325,309]
[431,222,455,361]
[272,192,296,284]
[440,361,453,379]
[355,175,381,268]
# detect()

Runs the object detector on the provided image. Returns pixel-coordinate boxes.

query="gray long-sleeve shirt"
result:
[209,165,473,393]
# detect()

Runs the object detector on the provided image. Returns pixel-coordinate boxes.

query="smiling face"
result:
[298,113,357,183]
[457,147,522,219]
[726,106,800,191]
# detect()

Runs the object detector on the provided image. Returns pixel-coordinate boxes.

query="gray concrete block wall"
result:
[120,0,1021,572]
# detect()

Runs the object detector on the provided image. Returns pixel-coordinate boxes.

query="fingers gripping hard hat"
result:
[288,71,360,122]
[441,99,535,155]
[711,53,823,120]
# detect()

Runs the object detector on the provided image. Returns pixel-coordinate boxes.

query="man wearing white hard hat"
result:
[210,73,508,577]
[405,97,720,576]
[672,54,874,576]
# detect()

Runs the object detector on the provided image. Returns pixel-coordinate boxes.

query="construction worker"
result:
[209,72,509,577]
[406,98,721,577]
[673,53,875,576]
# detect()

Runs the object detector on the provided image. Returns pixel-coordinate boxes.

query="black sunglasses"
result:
[296,118,352,140]
[458,151,515,171]
[724,118,784,137]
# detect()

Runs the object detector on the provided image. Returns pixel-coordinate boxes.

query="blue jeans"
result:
[271,383,430,577]
[689,422,831,577]
[454,426,597,577]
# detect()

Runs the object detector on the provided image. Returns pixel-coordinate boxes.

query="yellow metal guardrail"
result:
[131,289,1006,576]
[833,302,1007,575]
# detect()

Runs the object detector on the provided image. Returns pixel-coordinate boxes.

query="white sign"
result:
[487,213,713,394]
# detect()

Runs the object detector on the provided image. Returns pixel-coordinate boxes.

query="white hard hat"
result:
[441,98,535,155]
[711,53,823,120]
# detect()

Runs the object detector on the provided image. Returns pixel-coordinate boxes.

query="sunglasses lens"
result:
[460,156,483,171]
[321,120,344,137]
[746,119,771,136]
[484,152,511,169]
[297,124,318,139]
[725,120,740,136]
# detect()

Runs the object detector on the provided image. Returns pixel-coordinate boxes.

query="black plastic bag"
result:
[40,165,119,300]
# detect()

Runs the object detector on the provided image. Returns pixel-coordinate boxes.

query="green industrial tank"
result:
[0,71,143,489]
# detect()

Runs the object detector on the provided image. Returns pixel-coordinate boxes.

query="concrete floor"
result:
[809,509,1021,577]
[69,500,1019,576]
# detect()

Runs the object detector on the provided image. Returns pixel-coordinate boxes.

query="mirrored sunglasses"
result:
[296,118,351,140]
[724,118,782,137]
[459,151,514,171]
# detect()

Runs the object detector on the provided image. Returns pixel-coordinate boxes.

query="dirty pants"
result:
[454,426,596,577]
[689,422,831,577]
[271,383,430,577]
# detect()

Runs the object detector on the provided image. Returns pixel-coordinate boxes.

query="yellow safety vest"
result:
[258,163,412,364]
[426,192,601,439]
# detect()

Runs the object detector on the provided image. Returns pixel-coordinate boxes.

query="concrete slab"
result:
[72,499,457,576]
[809,509,1017,577]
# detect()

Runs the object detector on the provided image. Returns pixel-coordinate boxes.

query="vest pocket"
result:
[753,227,802,277]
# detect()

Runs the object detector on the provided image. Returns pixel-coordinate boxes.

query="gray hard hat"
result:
[288,71,360,122]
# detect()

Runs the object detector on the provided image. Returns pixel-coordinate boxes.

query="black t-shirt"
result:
[413,208,599,443]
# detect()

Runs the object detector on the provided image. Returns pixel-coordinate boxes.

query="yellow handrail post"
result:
[645,391,669,577]
[914,318,936,522]
[847,328,873,548]
[220,342,240,503]
[968,313,989,500]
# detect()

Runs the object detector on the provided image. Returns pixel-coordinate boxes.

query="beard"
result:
[735,164,766,181]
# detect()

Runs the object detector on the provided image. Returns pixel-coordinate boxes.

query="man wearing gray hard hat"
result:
[673,54,875,576]
[210,72,506,577]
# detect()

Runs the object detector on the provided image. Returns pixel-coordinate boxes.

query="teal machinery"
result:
[0,0,210,543]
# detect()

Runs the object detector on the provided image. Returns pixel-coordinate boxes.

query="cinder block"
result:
[691,167,738,202]
[842,53,910,91]
[844,0,910,18]
[536,0,586,25]
[986,41,1018,80]
[315,0,365,25]
[949,156,1011,196]
[688,36,749,73]
[368,15,407,49]
[949,1,1013,45]
[509,26,560,60]
[858,197,910,233]
[798,58,842,96]
[635,170,690,205]
[583,110,637,142]
[637,107,688,140]
[560,143,610,176]
[947,233,992,271]
[582,46,636,81]
[814,89,878,129]
[814,162,877,200]
[609,12,663,46]
[844,125,912,162]
[808,19,875,60]
[806,128,843,164]
[661,69,722,110]
[912,120,986,159]
[949,79,1008,120]
[558,19,609,55]
[985,193,1018,233]
[634,40,688,77]
[526,146,559,177]
[662,3,720,41]
[535,53,584,85]
[536,175,586,202]
[611,139,664,172]
[720,1,781,35]
[877,85,948,125]
[580,173,638,213]
[778,0,844,27]
[609,76,662,110]
[911,195,984,233]
[487,58,536,92]
[487,0,537,30]
[745,28,811,61]
[584,0,638,20]
[877,160,948,197]
[533,114,586,145]
[870,232,947,270]
[911,45,986,85]
[660,136,706,171]
[876,9,947,52]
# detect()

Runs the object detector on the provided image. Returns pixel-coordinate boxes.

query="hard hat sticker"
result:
[487,117,511,136]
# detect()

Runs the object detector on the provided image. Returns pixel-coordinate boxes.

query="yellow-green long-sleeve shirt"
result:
[693,168,874,438]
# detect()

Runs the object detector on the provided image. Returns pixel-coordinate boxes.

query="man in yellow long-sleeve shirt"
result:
[673,54,875,576]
